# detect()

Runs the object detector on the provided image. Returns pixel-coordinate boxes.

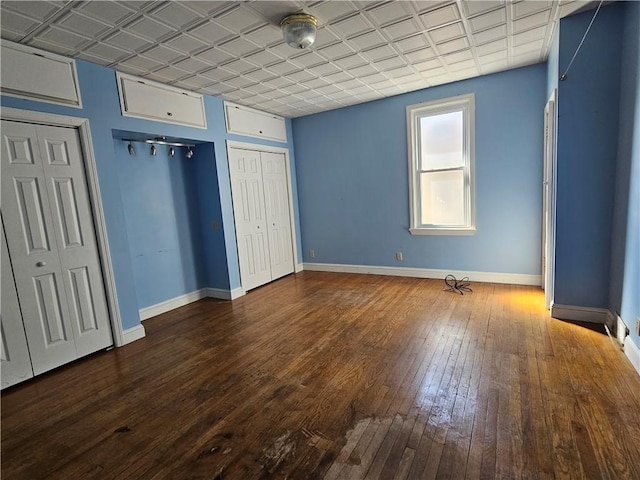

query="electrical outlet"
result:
[309,249,315,258]
[396,252,403,261]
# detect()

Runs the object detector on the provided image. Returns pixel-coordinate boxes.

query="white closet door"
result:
[1,120,112,376]
[261,152,294,281]
[36,125,112,357]
[228,148,272,291]
[1,221,34,388]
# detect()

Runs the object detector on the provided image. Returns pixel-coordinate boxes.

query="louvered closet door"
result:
[1,120,112,376]
[228,148,272,291]
[261,152,294,281]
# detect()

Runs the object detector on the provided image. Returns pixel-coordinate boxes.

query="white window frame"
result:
[407,93,475,235]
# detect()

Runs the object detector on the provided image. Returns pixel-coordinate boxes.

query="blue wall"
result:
[611,1,640,350]
[1,59,300,330]
[293,64,546,276]
[547,24,559,100]
[554,4,623,308]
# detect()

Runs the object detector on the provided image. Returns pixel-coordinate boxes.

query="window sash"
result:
[407,94,475,234]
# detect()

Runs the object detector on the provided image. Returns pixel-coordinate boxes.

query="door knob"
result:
[36,261,46,267]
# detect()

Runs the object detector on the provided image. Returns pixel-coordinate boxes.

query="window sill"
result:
[409,227,476,236]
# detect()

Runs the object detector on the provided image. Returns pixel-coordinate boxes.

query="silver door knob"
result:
[36,261,46,267]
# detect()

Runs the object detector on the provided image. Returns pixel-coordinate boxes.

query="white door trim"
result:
[225,140,300,291]
[542,90,557,310]
[1,106,125,346]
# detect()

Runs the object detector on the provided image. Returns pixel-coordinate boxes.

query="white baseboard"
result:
[139,288,208,320]
[295,263,304,273]
[624,336,640,376]
[139,287,244,320]
[206,287,245,300]
[303,262,541,286]
[122,324,146,345]
[551,303,610,323]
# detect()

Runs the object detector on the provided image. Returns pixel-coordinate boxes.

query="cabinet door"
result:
[1,221,34,388]
[228,148,272,291]
[261,152,294,281]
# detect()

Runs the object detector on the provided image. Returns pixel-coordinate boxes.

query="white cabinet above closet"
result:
[0,41,82,107]
[224,102,287,143]
[116,72,207,129]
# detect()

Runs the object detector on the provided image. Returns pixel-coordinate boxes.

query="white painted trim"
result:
[295,263,304,273]
[206,287,245,300]
[624,336,640,376]
[550,303,610,323]
[543,89,557,310]
[0,107,125,347]
[139,287,245,319]
[303,262,541,286]
[139,289,208,321]
[225,140,300,291]
[122,324,146,345]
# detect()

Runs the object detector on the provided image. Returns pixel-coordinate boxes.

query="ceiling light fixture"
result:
[121,137,196,159]
[280,14,317,49]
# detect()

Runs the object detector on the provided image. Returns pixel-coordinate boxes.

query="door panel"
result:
[1,120,112,376]
[36,125,112,357]
[261,152,294,280]
[228,148,271,291]
[1,222,34,388]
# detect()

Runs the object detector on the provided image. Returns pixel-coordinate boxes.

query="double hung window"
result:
[407,94,475,235]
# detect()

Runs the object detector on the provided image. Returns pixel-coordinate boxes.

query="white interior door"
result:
[542,93,556,310]
[1,220,34,388]
[1,120,112,376]
[261,152,294,281]
[228,147,272,291]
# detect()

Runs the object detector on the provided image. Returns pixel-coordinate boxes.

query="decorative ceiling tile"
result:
[469,8,506,32]
[346,30,387,51]
[243,68,278,82]
[419,3,461,30]
[173,56,212,74]
[475,38,508,55]
[413,58,444,72]
[34,26,92,51]
[189,20,234,45]
[199,67,236,82]
[428,22,466,44]
[180,1,231,18]
[382,18,422,41]
[215,4,265,32]
[513,10,552,33]
[442,49,474,64]
[404,47,437,63]
[289,52,326,68]
[512,1,553,19]
[218,36,261,57]
[348,63,380,77]
[142,44,184,63]
[288,70,318,83]
[196,47,235,66]
[149,65,190,82]
[395,33,430,53]
[309,1,359,23]
[361,44,396,62]
[512,39,545,56]
[77,2,135,26]
[308,62,343,75]
[317,42,356,60]
[164,34,210,55]
[366,2,413,26]
[472,25,507,45]
[331,13,374,38]
[2,1,63,21]
[119,55,165,72]
[223,58,261,74]
[435,37,469,55]
[512,25,547,46]
[1,9,41,38]
[150,2,202,29]
[313,27,342,48]
[244,24,283,46]
[460,0,503,17]
[85,42,131,62]
[125,15,176,42]
[104,30,152,52]
[58,11,113,37]
[267,61,300,75]
[245,50,283,67]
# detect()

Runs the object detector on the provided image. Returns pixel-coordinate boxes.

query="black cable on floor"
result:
[443,274,472,295]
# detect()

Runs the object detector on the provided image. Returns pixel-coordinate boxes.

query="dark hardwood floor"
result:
[2,271,640,479]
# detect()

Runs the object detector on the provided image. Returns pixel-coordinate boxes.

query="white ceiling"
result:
[1,1,598,118]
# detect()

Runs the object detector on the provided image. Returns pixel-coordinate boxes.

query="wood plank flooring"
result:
[2,272,640,479]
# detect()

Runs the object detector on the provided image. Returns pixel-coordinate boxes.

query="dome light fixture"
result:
[280,14,317,49]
